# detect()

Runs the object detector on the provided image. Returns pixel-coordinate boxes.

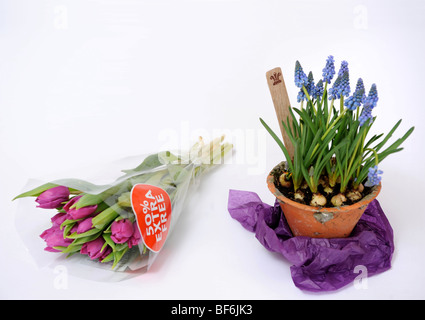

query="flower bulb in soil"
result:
[294,189,305,202]
[310,193,327,206]
[346,190,362,202]
[279,173,292,188]
[331,193,347,207]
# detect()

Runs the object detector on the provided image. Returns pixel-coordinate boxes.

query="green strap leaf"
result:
[260,117,294,173]
[70,233,101,246]
[112,247,129,269]
[13,183,59,200]
[101,252,114,263]
[66,228,102,239]
[374,119,402,152]
[293,107,318,136]
[102,233,116,251]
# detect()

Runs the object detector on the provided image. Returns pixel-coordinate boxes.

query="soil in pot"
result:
[271,162,373,208]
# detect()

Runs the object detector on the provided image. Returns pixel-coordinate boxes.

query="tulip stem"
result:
[92,203,120,230]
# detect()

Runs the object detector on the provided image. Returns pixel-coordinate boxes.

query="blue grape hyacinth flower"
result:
[364,84,379,109]
[295,60,308,88]
[338,70,350,97]
[359,84,378,126]
[355,78,365,93]
[328,75,342,100]
[314,79,324,99]
[359,105,373,126]
[365,165,383,187]
[297,89,305,103]
[322,55,335,84]
[345,78,366,111]
[328,63,350,100]
[297,72,315,102]
[338,61,349,77]
[306,71,315,96]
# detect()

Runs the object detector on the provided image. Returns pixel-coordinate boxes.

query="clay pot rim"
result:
[267,162,381,213]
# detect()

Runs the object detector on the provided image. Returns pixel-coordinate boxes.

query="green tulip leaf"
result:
[13,183,59,200]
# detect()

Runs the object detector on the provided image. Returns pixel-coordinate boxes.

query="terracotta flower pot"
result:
[267,163,381,238]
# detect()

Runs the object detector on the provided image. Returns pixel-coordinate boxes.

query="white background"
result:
[1,0,425,299]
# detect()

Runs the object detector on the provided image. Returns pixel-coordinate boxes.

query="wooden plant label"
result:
[266,67,295,160]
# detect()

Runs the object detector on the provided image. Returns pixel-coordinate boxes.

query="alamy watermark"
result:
[353,4,368,30]
[353,265,368,289]
[158,121,268,175]
[53,265,68,290]
[53,5,69,30]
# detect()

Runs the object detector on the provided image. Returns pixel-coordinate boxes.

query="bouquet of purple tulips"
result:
[35,186,141,263]
[14,137,231,272]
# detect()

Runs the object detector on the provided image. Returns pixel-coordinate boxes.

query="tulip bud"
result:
[80,237,111,260]
[40,224,73,252]
[76,217,94,234]
[63,195,98,220]
[111,219,134,244]
[128,223,141,249]
[35,186,69,209]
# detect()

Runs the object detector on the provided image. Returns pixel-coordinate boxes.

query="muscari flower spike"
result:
[359,105,373,126]
[328,75,341,100]
[338,61,349,77]
[328,61,351,100]
[365,165,383,187]
[364,84,379,109]
[355,78,365,93]
[359,84,378,126]
[297,90,305,103]
[345,78,366,111]
[322,55,335,84]
[339,70,350,97]
[306,71,315,94]
[297,71,317,102]
[297,70,315,102]
[314,79,324,99]
[295,60,308,88]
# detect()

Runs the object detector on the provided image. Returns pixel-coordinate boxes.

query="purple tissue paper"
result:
[228,189,394,292]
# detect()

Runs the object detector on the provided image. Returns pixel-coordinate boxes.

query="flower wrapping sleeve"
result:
[14,137,231,277]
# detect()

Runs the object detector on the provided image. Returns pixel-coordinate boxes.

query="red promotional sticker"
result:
[131,184,172,253]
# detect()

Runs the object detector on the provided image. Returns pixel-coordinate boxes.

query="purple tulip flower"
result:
[51,212,68,226]
[111,219,134,244]
[35,186,70,209]
[76,217,94,234]
[80,237,112,261]
[128,223,141,249]
[40,224,73,252]
[63,195,98,220]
